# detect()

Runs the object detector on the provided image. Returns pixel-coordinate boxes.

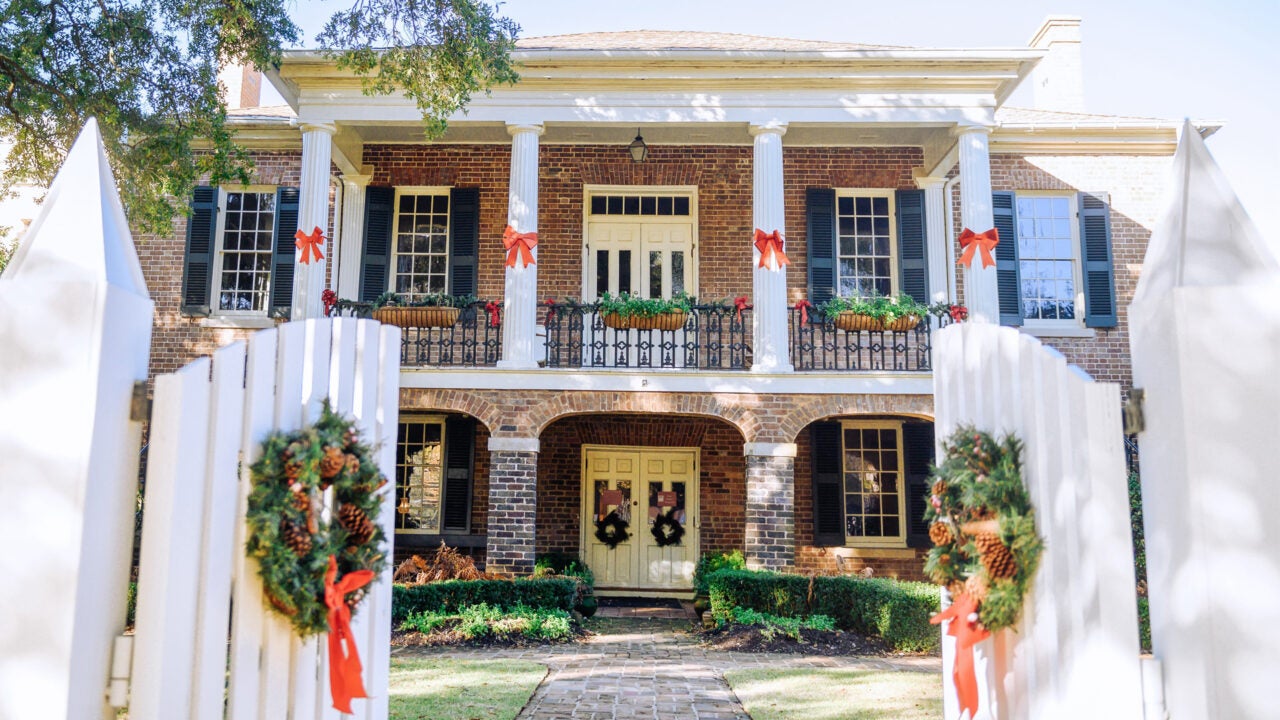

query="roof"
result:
[998,106,1177,126]
[513,30,908,52]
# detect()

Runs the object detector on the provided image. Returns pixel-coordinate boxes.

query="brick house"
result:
[142,17,1211,594]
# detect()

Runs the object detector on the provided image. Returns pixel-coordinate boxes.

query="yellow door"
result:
[582,448,639,588]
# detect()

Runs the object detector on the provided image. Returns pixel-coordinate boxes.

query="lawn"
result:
[724,668,942,720]
[389,657,546,720]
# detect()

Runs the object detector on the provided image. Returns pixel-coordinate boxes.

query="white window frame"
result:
[395,413,448,535]
[1016,191,1085,333]
[580,184,699,302]
[212,184,277,317]
[391,186,453,299]
[834,188,899,299]
[840,418,907,549]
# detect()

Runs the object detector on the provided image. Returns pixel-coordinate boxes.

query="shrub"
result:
[392,578,577,625]
[1129,470,1152,653]
[725,607,836,641]
[693,550,746,595]
[706,569,940,653]
[126,581,137,628]
[400,603,576,641]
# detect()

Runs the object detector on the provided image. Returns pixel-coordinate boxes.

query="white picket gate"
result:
[932,321,1146,720]
[130,317,401,720]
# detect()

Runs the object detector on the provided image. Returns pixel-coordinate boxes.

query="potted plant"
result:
[596,292,694,331]
[880,294,930,332]
[819,295,881,332]
[370,292,478,329]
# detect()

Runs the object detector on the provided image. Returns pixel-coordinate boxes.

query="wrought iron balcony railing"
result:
[541,302,753,370]
[789,310,941,372]
[333,301,502,368]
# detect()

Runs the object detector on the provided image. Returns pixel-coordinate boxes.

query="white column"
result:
[749,123,793,373]
[916,175,951,303]
[956,124,999,323]
[292,123,335,319]
[498,123,543,369]
[336,173,371,300]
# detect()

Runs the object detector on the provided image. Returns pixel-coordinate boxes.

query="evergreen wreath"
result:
[594,511,630,549]
[245,402,388,636]
[650,510,685,547]
[922,426,1044,632]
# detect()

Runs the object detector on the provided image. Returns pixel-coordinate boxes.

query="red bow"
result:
[753,228,790,270]
[295,226,326,265]
[324,555,375,713]
[930,592,991,718]
[733,296,751,323]
[484,301,501,327]
[949,304,969,322]
[795,299,813,325]
[322,289,338,316]
[503,225,538,268]
[958,227,999,269]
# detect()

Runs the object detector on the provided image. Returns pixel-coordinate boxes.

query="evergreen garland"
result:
[923,426,1044,632]
[594,511,629,549]
[245,402,388,637]
[650,510,685,547]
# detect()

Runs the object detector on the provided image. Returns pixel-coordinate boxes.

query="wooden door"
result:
[581,448,639,588]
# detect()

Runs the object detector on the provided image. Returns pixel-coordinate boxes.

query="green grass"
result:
[724,668,942,720]
[389,657,545,720]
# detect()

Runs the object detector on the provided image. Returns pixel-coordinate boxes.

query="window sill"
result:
[198,315,278,330]
[1018,325,1096,339]
[832,546,916,559]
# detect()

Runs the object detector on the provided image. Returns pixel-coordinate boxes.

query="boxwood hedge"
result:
[391,578,578,626]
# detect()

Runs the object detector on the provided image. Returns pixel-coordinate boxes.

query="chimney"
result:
[218,64,262,110]
[1028,16,1084,113]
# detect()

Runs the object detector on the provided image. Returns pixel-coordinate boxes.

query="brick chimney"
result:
[218,64,262,110]
[1028,16,1084,113]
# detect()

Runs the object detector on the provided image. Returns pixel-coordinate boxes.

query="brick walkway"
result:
[394,610,940,720]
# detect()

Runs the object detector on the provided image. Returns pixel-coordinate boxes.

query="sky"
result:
[281,0,1279,238]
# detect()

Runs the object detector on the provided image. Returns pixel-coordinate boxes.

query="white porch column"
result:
[498,123,543,369]
[749,123,793,373]
[956,124,999,322]
[292,123,335,319]
[336,173,371,300]
[916,175,951,303]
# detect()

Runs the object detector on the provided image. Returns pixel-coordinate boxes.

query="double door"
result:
[581,446,699,590]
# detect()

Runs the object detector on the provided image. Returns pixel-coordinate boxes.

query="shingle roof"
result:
[514,30,907,52]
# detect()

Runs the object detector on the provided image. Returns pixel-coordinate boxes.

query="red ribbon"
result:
[324,555,375,713]
[322,289,338,316]
[795,299,813,325]
[949,304,969,322]
[957,227,999,269]
[484,301,501,327]
[295,226,326,265]
[930,592,991,718]
[733,296,750,323]
[753,228,790,270]
[503,225,538,268]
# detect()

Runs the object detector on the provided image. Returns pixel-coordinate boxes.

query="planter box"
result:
[834,312,882,332]
[882,314,922,332]
[373,306,461,329]
[602,310,688,331]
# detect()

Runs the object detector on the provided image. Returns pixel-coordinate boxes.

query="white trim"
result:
[743,442,798,458]
[1020,325,1096,339]
[390,186,453,298]
[211,185,278,317]
[581,184,700,301]
[839,418,908,549]
[487,437,540,453]
[1014,190,1086,331]
[198,315,277,330]
[834,188,899,298]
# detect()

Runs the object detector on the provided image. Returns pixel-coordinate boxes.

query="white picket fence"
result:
[932,321,1146,720]
[130,318,401,720]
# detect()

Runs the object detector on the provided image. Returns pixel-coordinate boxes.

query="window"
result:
[215,189,276,313]
[842,420,905,545]
[394,190,451,300]
[836,191,896,298]
[395,416,446,533]
[585,189,696,301]
[1016,194,1080,324]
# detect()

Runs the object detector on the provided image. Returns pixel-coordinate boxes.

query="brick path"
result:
[393,609,940,719]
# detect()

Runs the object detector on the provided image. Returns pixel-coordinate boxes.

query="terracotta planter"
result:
[602,310,688,331]
[882,314,922,332]
[372,306,460,329]
[834,312,883,332]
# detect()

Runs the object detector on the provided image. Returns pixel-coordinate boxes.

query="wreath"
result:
[245,401,388,637]
[650,510,685,547]
[923,426,1043,632]
[594,511,630,549]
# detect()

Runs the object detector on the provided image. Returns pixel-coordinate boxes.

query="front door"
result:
[581,446,699,591]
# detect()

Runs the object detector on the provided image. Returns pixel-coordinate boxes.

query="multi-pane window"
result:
[590,194,691,216]
[216,191,276,312]
[586,191,695,301]
[836,193,895,298]
[842,421,904,543]
[1017,195,1078,322]
[394,192,450,300]
[395,417,445,533]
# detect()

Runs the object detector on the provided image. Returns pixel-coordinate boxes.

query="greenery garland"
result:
[246,402,388,636]
[650,510,685,547]
[594,511,630,549]
[922,426,1044,632]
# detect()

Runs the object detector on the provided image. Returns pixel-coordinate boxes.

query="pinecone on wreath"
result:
[280,518,312,557]
[289,488,310,512]
[344,453,361,476]
[931,479,948,497]
[319,446,346,479]
[974,532,1017,579]
[929,521,954,546]
[339,504,375,545]
[284,459,305,482]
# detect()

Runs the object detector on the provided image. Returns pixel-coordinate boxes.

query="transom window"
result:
[215,190,276,313]
[395,416,446,533]
[585,189,696,301]
[1017,195,1079,322]
[590,194,690,217]
[836,191,896,298]
[842,420,904,544]
[394,190,450,300]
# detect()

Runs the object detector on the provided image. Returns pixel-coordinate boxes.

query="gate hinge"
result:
[107,634,133,709]
[1123,388,1145,434]
[130,381,151,422]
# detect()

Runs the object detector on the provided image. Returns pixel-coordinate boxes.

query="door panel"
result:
[639,454,698,588]
[582,450,638,587]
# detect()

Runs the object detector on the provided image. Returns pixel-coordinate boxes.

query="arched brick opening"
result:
[525,394,759,442]
[776,394,934,445]
[398,388,503,434]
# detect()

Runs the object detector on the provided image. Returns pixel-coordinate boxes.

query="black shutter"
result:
[806,188,837,308]
[449,188,480,297]
[902,422,936,549]
[360,186,395,302]
[180,186,218,316]
[992,191,1023,326]
[1079,191,1118,328]
[269,187,299,319]
[811,421,845,547]
[895,189,929,303]
[442,416,476,533]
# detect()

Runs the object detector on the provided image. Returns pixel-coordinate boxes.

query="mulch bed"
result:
[697,623,892,656]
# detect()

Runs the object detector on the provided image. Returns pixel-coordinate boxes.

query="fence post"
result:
[0,119,153,719]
